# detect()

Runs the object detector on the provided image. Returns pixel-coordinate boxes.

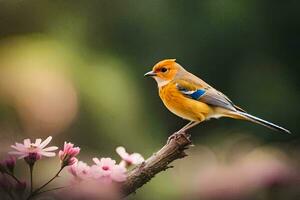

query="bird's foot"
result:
[167,131,190,144]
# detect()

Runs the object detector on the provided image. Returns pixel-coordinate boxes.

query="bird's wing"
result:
[175,79,238,112]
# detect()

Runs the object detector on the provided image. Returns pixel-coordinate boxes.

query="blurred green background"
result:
[0,0,299,199]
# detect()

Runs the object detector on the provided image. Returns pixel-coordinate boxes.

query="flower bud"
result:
[59,142,80,167]
[4,156,16,174]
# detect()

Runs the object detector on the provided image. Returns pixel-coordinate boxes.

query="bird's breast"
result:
[158,83,213,121]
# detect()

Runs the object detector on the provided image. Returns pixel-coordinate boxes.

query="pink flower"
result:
[9,136,58,165]
[195,156,297,200]
[68,161,90,181]
[90,158,126,182]
[116,146,144,167]
[110,164,127,182]
[59,142,80,167]
[0,156,16,174]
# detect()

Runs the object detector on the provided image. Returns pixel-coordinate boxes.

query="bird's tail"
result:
[228,110,291,134]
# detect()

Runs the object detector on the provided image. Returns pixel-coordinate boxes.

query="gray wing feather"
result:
[200,89,236,111]
[177,73,237,111]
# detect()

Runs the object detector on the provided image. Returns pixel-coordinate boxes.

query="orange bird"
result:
[144,59,290,137]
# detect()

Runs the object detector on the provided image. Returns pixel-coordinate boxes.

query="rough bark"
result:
[121,133,192,197]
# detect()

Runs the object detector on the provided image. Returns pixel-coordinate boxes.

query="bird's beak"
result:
[144,70,157,77]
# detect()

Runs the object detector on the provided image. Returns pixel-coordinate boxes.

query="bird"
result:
[144,59,291,139]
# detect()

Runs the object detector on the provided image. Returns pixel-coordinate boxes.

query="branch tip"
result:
[121,131,192,197]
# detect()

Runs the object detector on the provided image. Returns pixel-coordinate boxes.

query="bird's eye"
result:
[161,67,168,73]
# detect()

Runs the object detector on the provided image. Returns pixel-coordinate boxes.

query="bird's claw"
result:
[167,131,190,144]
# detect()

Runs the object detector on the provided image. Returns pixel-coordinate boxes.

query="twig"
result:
[35,186,68,195]
[121,132,192,197]
[27,166,64,200]
[5,172,22,185]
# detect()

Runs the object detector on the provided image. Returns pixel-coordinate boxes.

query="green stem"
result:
[36,185,68,195]
[27,166,64,200]
[29,164,34,194]
[6,172,22,184]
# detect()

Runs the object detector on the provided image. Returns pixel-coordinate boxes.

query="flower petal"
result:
[116,146,128,158]
[39,136,53,149]
[100,158,116,166]
[92,158,100,165]
[111,165,127,182]
[24,139,31,148]
[131,153,145,164]
[15,143,26,148]
[40,151,56,157]
[18,154,29,159]
[43,146,58,152]
[35,138,42,146]
[11,145,25,151]
[8,151,26,155]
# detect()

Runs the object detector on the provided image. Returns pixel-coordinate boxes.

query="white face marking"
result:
[154,77,170,87]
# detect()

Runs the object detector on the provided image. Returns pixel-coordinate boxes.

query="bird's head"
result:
[144,59,184,87]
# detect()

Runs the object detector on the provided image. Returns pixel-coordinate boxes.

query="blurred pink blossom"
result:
[68,161,90,181]
[59,142,80,167]
[195,157,298,200]
[9,136,58,164]
[90,158,126,182]
[116,146,144,167]
[58,179,121,200]
[0,156,16,173]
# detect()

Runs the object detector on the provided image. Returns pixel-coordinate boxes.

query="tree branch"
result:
[121,133,192,197]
